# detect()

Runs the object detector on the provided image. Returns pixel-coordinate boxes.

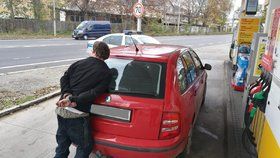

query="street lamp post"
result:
[231,10,238,32]
[53,0,56,36]
[177,0,181,34]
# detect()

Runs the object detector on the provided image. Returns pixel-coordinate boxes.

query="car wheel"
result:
[177,127,193,158]
[83,35,88,40]
[74,37,79,40]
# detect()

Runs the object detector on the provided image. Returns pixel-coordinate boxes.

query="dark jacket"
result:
[60,57,112,113]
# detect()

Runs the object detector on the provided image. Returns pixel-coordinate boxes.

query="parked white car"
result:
[86,33,160,53]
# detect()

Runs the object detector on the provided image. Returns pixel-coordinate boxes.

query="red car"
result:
[90,44,212,158]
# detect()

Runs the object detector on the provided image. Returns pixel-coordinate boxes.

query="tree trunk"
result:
[32,0,43,20]
[6,0,15,19]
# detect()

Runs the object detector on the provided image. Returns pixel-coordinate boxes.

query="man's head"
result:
[91,41,110,60]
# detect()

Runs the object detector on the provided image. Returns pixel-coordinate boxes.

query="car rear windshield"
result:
[105,58,166,98]
[138,36,159,44]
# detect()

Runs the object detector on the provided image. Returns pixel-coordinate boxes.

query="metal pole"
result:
[53,0,56,36]
[137,0,142,32]
[231,10,237,32]
[177,0,181,34]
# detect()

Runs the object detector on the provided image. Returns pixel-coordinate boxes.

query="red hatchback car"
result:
[90,44,211,158]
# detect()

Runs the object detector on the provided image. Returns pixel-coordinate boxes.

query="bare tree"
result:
[31,0,43,19]
[66,0,94,20]
[5,0,15,18]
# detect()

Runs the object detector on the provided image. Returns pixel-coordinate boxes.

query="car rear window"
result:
[105,58,166,98]
[137,36,160,44]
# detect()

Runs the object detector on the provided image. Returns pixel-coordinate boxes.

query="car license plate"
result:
[90,104,131,121]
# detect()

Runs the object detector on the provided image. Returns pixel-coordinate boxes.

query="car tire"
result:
[74,37,79,40]
[83,35,88,40]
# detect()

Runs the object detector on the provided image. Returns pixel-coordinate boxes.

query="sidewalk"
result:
[225,60,251,158]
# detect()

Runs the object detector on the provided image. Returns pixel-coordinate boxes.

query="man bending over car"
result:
[54,41,112,158]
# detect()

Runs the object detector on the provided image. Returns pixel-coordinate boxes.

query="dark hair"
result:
[93,41,110,60]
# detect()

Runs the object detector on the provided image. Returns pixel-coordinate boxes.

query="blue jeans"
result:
[54,116,93,158]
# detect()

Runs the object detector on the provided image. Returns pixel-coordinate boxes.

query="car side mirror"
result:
[204,63,212,70]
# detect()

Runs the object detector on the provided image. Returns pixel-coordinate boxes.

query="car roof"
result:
[110,44,187,62]
[85,21,110,24]
[103,33,152,37]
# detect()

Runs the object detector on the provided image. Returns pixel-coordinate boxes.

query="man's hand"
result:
[57,98,71,107]
[56,96,77,107]
[56,93,72,106]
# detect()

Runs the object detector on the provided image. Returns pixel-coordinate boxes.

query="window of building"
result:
[70,15,74,21]
[75,15,79,22]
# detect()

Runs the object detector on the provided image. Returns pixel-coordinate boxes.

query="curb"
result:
[0,90,61,118]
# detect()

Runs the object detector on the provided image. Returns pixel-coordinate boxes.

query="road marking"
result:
[0,43,84,49]
[1,64,70,75]
[192,42,230,49]
[0,38,72,42]
[196,125,218,140]
[0,58,83,70]
[12,57,31,60]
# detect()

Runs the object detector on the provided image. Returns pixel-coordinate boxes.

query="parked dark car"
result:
[72,21,111,40]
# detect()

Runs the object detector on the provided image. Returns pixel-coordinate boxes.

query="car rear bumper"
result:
[92,132,186,158]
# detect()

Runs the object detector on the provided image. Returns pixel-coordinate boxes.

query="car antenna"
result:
[129,34,139,55]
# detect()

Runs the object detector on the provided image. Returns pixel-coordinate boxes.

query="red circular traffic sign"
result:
[132,2,144,18]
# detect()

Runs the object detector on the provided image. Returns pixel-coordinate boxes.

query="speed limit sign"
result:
[132,2,144,18]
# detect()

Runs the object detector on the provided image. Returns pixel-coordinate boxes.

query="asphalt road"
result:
[0,35,231,157]
[0,35,231,74]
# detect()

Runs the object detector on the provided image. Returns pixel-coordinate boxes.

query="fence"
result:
[0,19,225,34]
[0,19,79,33]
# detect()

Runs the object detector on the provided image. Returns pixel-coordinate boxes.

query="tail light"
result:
[159,112,180,139]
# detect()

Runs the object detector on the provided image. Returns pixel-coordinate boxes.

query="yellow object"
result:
[256,113,265,151]
[258,119,280,158]
[237,17,260,44]
[250,108,265,150]
[253,37,267,76]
